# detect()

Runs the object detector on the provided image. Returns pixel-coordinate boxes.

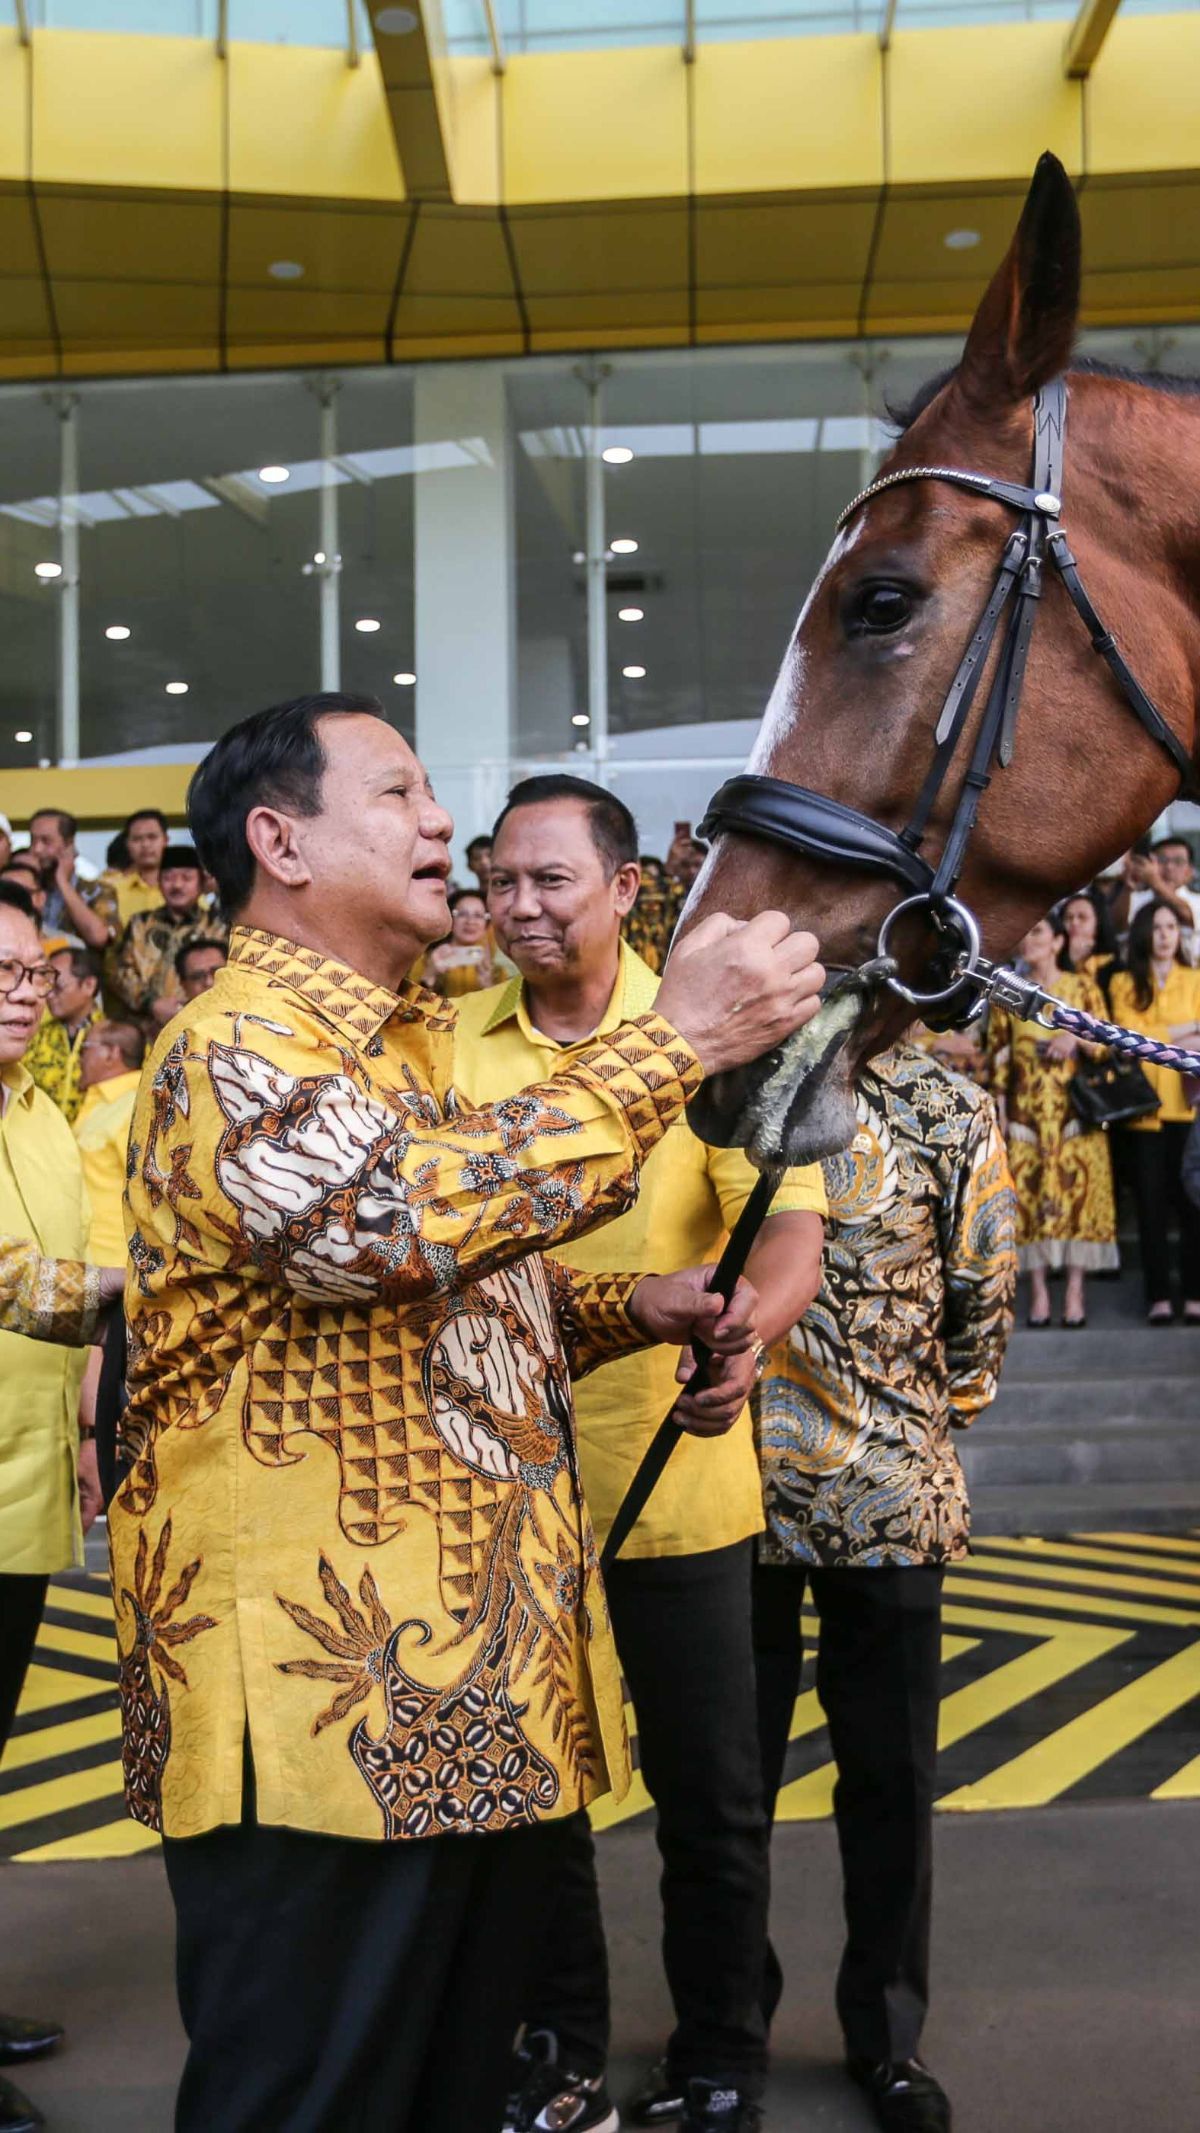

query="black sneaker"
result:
[847,2056,952,2132]
[503,2028,619,2133]
[627,2058,687,2125]
[679,2079,763,2133]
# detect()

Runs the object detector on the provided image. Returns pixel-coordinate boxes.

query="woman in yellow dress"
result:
[985,914,1118,1327]
[420,888,495,998]
[1108,899,1200,1323]
[1057,888,1119,1002]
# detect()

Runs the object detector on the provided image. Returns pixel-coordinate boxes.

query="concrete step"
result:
[1000,1325,1200,1380]
[988,1376,1198,1424]
[961,1420,1200,1489]
[969,1479,1200,1537]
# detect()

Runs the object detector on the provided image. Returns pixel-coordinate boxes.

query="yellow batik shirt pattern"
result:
[0,1235,100,1347]
[454,943,827,1559]
[111,903,228,1017]
[25,1004,105,1124]
[111,926,704,1844]
[756,1046,1016,1568]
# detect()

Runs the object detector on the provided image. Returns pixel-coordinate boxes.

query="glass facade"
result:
[2,320,1197,843]
[22,2,372,45]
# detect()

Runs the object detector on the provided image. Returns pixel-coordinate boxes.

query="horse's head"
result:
[683,151,1200,1165]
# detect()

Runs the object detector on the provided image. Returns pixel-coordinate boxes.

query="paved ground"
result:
[2,1799,1196,2132]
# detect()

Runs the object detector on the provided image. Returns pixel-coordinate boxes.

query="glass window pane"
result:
[334,370,417,740]
[510,362,590,761]
[0,390,60,773]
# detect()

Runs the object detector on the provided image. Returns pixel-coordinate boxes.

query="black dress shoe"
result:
[847,2057,952,2132]
[0,2018,62,2068]
[0,2075,44,2133]
[628,2058,687,2125]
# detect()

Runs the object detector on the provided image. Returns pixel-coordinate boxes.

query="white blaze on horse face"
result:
[748,519,866,769]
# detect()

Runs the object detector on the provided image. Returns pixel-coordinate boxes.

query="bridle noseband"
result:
[698,376,1195,1027]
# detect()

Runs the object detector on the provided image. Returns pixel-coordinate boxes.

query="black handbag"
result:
[1070,1052,1159,1130]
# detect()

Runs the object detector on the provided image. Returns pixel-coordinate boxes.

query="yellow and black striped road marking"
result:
[5,1536,1200,1859]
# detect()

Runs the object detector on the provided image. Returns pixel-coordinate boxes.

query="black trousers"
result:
[0,1573,49,1754]
[752,1561,944,2067]
[1124,1121,1200,1307]
[163,1784,573,2133]
[526,1537,770,2094]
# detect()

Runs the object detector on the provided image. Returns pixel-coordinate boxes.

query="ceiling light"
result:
[165,681,189,696]
[602,446,634,465]
[572,713,590,727]
[34,561,61,580]
[622,665,646,680]
[258,465,290,485]
[610,537,639,555]
[105,624,131,641]
[355,618,381,634]
[944,228,981,251]
[268,260,305,281]
[374,5,419,30]
[393,671,416,686]
[572,550,585,565]
[313,551,326,565]
[14,729,32,743]
[617,606,644,623]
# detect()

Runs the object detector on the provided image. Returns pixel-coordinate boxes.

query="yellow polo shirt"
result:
[73,1069,140,1265]
[0,1062,90,1574]
[454,944,826,1560]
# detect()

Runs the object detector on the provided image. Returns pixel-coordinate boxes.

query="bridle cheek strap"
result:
[698,375,1196,1024]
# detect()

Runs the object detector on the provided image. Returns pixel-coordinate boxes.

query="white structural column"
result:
[55,392,81,765]
[316,379,342,693]
[414,365,515,863]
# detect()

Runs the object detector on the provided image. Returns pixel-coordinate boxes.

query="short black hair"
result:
[125,808,169,835]
[189,693,385,914]
[0,879,35,920]
[160,845,203,875]
[494,775,638,877]
[449,887,486,914]
[1,856,40,881]
[95,1018,146,1071]
[30,807,77,841]
[51,943,102,988]
[105,832,130,871]
[465,835,492,859]
[1153,834,1193,859]
[176,935,227,983]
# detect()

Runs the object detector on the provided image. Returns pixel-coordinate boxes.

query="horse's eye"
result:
[848,583,913,636]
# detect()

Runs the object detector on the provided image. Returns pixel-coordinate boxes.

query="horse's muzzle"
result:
[686,957,897,1168]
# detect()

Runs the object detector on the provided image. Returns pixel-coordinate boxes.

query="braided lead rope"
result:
[980,962,1200,1074]
[1041,996,1200,1077]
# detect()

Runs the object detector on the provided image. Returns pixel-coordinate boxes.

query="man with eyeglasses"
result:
[0,878,103,2133]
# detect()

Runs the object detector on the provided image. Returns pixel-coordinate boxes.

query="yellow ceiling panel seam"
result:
[685,52,697,350]
[217,36,230,373]
[26,35,61,377]
[385,200,422,361]
[856,31,890,340]
[495,91,530,357]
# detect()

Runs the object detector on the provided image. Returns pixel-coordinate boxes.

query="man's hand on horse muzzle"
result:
[657,911,824,1077]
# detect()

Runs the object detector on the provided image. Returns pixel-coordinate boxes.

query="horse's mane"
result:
[887,357,1200,437]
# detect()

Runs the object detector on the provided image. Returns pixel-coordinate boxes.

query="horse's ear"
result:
[956,152,1081,414]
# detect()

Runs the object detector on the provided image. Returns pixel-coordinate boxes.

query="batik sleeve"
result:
[131,1010,703,1312]
[0,1237,102,1346]
[111,915,156,1014]
[542,1261,653,1379]
[939,1099,1018,1429]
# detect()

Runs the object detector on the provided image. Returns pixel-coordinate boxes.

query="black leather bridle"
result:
[698,375,1196,1026]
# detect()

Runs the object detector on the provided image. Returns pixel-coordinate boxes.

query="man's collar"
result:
[480,938,658,1045]
[228,926,452,1044]
[1,1059,34,1108]
[85,1068,141,1105]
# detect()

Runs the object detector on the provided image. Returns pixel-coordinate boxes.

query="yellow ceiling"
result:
[0,14,1195,379]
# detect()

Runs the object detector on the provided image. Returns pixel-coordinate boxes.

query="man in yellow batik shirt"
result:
[114,692,826,2133]
[455,777,825,2133]
[72,1020,145,1266]
[0,879,108,2133]
[24,942,104,1124]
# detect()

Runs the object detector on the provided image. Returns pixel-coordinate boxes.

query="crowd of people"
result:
[921,837,1200,1327]
[0,723,1195,2133]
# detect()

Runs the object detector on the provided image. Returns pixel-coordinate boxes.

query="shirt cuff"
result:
[550,1264,653,1378]
[567,1012,704,1166]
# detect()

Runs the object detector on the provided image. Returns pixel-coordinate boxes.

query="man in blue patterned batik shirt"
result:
[752,1038,1016,2133]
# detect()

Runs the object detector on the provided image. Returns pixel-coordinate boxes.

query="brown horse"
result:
[684,152,1200,1166]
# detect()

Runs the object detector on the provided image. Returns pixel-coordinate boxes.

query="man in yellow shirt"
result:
[23,942,104,1124]
[0,880,101,2133]
[455,777,825,2133]
[120,692,826,2133]
[73,1020,145,1265]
